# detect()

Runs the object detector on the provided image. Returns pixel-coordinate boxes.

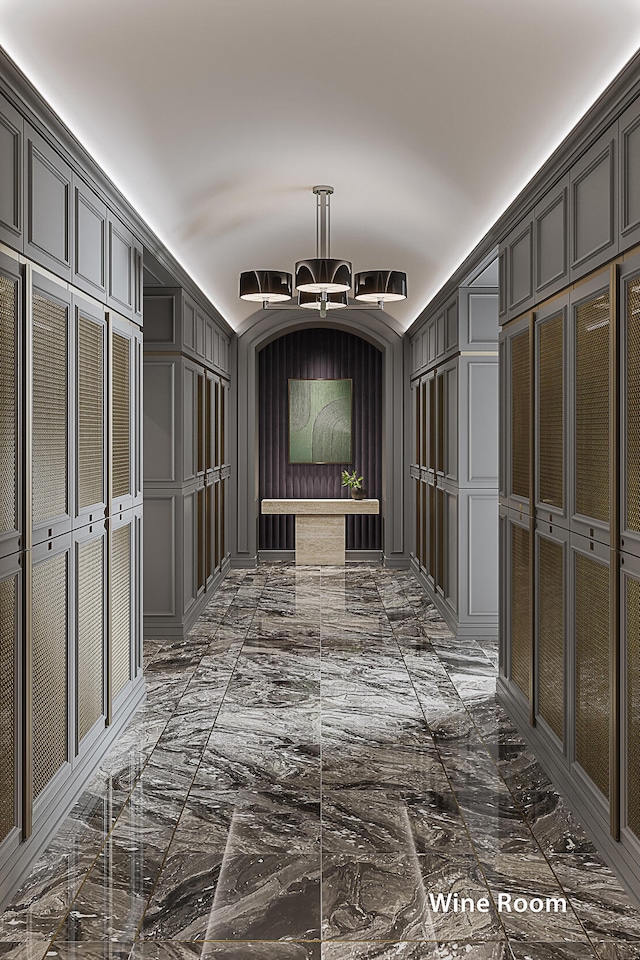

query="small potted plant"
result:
[341,469,367,500]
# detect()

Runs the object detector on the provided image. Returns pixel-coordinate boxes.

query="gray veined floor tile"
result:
[44,944,133,959]
[142,852,321,942]
[0,945,50,960]
[508,944,600,959]
[2,563,639,958]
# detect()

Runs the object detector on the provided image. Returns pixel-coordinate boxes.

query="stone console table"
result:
[261,498,380,565]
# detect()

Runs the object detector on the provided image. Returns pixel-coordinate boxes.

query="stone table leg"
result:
[295,514,345,565]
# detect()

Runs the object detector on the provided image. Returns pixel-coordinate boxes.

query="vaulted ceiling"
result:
[2,0,640,329]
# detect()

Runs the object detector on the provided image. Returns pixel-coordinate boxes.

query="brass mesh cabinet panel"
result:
[510,523,530,698]
[538,315,564,509]
[511,331,530,500]
[0,275,17,538]
[111,524,131,700]
[628,576,640,840]
[575,292,610,523]
[77,538,104,743]
[627,278,640,534]
[575,553,610,799]
[78,316,104,510]
[0,576,16,842]
[537,536,564,741]
[112,332,130,500]
[32,553,67,799]
[32,294,67,525]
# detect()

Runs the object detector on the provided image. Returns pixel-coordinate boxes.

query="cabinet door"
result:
[107,212,135,318]
[74,523,107,754]
[571,534,611,806]
[619,252,640,558]
[133,241,143,324]
[506,215,534,320]
[0,255,22,560]
[111,316,135,513]
[570,271,612,544]
[498,247,507,322]
[31,536,71,808]
[506,315,532,516]
[623,555,640,846]
[570,128,618,281]
[0,93,23,251]
[534,174,569,299]
[508,514,531,706]
[75,297,107,525]
[31,273,73,545]
[619,97,640,253]
[0,556,21,851]
[24,125,72,279]
[111,510,134,710]
[535,526,567,747]
[535,295,568,527]
[73,177,107,301]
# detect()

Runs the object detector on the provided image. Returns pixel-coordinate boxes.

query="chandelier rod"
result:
[314,185,333,259]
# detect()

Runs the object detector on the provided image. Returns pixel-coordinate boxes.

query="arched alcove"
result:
[230,308,409,567]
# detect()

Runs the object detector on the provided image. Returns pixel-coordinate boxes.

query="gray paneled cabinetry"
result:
[410,280,499,639]
[0,252,144,910]
[498,251,640,899]
[0,94,143,319]
[143,287,231,639]
[499,101,640,323]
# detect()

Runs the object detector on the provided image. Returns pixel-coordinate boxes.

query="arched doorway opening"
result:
[231,309,408,568]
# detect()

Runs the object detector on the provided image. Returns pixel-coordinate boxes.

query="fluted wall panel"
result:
[258,328,382,551]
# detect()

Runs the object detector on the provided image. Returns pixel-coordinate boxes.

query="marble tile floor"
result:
[1,564,640,960]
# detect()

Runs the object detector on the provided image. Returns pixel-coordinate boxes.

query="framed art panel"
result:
[288,378,352,464]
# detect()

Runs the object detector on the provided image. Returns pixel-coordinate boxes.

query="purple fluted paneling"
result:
[258,328,383,551]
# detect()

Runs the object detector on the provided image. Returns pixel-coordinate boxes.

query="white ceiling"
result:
[2,0,640,331]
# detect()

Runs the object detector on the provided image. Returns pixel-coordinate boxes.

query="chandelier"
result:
[239,185,407,318]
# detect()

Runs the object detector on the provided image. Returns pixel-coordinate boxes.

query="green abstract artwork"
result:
[288,379,352,464]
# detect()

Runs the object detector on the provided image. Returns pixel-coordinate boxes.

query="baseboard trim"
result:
[410,559,497,639]
[143,560,230,639]
[257,550,383,564]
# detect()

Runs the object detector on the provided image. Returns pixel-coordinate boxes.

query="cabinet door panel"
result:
[619,98,640,252]
[535,175,569,298]
[0,94,23,251]
[0,560,20,847]
[25,125,72,279]
[507,217,534,317]
[74,179,107,300]
[0,256,21,559]
[107,213,134,317]
[570,130,617,279]
[32,275,73,544]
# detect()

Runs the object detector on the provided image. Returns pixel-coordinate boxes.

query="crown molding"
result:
[408,47,640,336]
[0,45,234,337]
